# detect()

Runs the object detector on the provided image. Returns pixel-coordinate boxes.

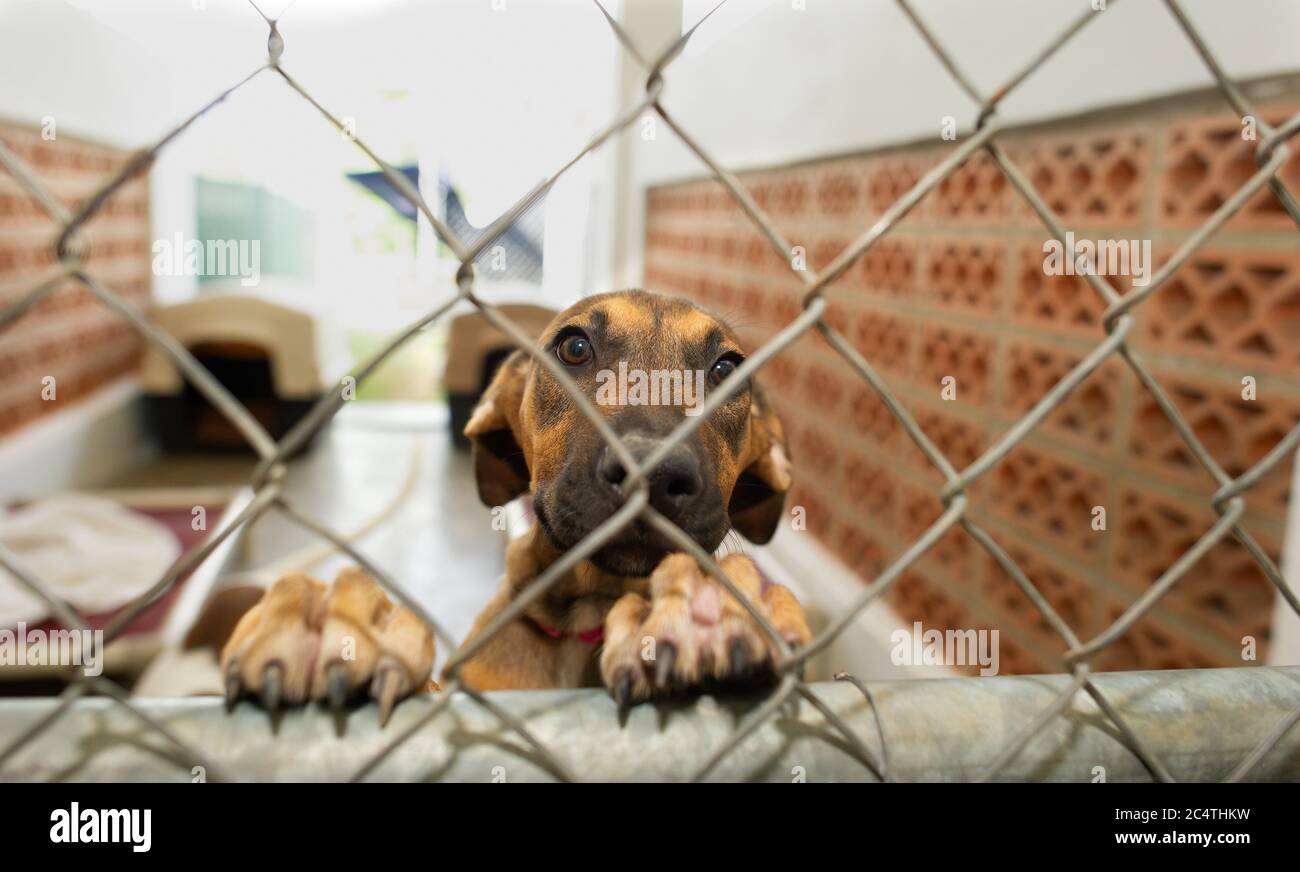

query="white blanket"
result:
[0,494,181,625]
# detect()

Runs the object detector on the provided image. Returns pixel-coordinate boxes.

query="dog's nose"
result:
[598,441,704,516]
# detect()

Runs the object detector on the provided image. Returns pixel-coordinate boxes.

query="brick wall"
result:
[0,122,151,439]
[645,90,1300,673]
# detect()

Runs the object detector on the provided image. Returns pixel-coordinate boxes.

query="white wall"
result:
[632,0,1300,187]
[0,0,623,323]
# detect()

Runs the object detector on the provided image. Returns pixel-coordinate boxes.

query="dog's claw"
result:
[224,671,241,712]
[371,666,401,727]
[613,670,633,715]
[654,642,676,687]
[326,663,349,711]
[261,662,283,713]
[729,639,748,677]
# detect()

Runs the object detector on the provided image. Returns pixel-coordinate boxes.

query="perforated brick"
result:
[643,95,1300,675]
[923,239,1004,313]
[0,123,149,439]
[1141,247,1300,374]
[832,515,892,580]
[790,423,840,484]
[916,324,994,405]
[1126,371,1299,517]
[745,170,811,219]
[1012,244,1108,335]
[904,405,989,484]
[842,381,903,454]
[1002,341,1124,452]
[887,572,976,642]
[815,166,864,220]
[1093,600,1235,671]
[761,354,801,395]
[927,150,1011,224]
[820,299,853,338]
[1112,488,1277,648]
[1008,128,1147,226]
[857,237,918,298]
[767,287,805,329]
[810,235,850,275]
[842,449,899,527]
[980,543,1090,657]
[983,443,1108,566]
[863,153,927,219]
[850,309,913,376]
[1160,107,1300,229]
[801,359,848,416]
[898,479,975,579]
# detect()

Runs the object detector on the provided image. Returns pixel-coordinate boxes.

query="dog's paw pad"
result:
[599,553,809,708]
[220,568,435,724]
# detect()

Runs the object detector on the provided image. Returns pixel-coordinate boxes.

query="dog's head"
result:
[465,289,791,577]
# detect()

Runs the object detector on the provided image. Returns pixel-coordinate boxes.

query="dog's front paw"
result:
[599,553,810,710]
[220,567,435,723]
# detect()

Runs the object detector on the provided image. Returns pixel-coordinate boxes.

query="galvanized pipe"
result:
[0,668,1296,782]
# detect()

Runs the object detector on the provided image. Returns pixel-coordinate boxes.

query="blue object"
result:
[346,166,545,282]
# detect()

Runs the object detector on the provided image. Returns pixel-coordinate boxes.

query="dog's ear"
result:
[464,350,532,507]
[728,383,792,544]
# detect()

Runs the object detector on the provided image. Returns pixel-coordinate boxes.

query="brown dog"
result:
[220,290,810,719]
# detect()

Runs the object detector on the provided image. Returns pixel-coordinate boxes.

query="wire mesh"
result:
[1,0,1298,783]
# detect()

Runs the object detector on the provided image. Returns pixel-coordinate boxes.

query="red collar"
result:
[533,619,604,645]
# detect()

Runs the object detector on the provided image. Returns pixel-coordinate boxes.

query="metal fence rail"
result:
[1,0,1298,783]
[5,669,1300,782]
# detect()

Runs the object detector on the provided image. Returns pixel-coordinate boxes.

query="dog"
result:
[219,290,810,720]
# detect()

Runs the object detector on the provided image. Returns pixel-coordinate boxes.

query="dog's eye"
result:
[709,355,740,386]
[556,333,592,366]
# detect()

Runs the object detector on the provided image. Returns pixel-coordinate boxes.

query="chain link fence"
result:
[1,0,1298,783]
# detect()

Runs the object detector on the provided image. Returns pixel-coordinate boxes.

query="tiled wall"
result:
[645,91,1300,673]
[0,122,151,439]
